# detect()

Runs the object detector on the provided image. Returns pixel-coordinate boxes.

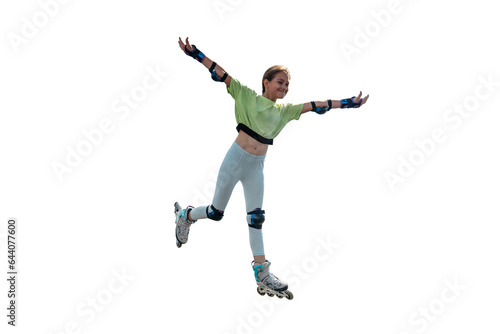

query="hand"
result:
[178,37,193,54]
[353,91,370,106]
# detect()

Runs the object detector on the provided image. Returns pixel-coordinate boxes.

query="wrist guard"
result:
[209,62,228,82]
[184,44,205,63]
[310,99,332,114]
[341,97,362,108]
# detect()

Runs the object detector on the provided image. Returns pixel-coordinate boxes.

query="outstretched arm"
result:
[178,37,232,88]
[301,91,369,114]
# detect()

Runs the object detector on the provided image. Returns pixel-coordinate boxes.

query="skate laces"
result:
[256,262,282,287]
[178,224,190,235]
[176,209,193,242]
[263,272,283,287]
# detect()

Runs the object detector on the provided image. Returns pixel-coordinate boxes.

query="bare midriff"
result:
[235,130,268,156]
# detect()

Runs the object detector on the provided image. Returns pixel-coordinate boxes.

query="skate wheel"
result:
[285,290,293,300]
[176,241,182,248]
[266,292,274,297]
[257,287,266,296]
[277,295,283,299]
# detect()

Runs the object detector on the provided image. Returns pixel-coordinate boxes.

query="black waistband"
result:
[236,123,273,145]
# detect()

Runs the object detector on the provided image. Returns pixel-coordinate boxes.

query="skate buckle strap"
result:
[252,261,264,282]
[181,207,197,224]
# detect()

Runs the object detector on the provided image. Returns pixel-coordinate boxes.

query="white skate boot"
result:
[174,202,196,248]
[252,260,293,300]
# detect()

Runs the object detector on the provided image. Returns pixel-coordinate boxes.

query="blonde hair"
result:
[262,65,291,94]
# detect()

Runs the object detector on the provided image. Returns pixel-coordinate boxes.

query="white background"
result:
[1,0,499,333]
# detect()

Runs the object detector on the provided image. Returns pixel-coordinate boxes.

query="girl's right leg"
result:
[176,143,242,247]
[189,142,244,222]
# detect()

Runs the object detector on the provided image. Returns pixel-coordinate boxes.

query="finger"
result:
[362,94,369,105]
[185,37,193,51]
[354,91,362,102]
[361,95,370,105]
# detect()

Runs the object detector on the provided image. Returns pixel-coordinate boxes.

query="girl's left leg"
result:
[242,158,289,293]
[241,159,266,263]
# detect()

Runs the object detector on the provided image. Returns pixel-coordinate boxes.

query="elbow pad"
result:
[311,99,332,114]
[209,62,228,82]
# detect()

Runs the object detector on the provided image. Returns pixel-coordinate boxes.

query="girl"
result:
[175,37,369,299]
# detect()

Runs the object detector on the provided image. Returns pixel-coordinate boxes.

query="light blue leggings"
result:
[190,141,266,256]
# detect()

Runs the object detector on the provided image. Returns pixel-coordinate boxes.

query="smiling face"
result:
[263,71,289,102]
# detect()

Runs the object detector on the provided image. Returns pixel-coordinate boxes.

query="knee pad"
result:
[207,205,224,221]
[247,209,265,229]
